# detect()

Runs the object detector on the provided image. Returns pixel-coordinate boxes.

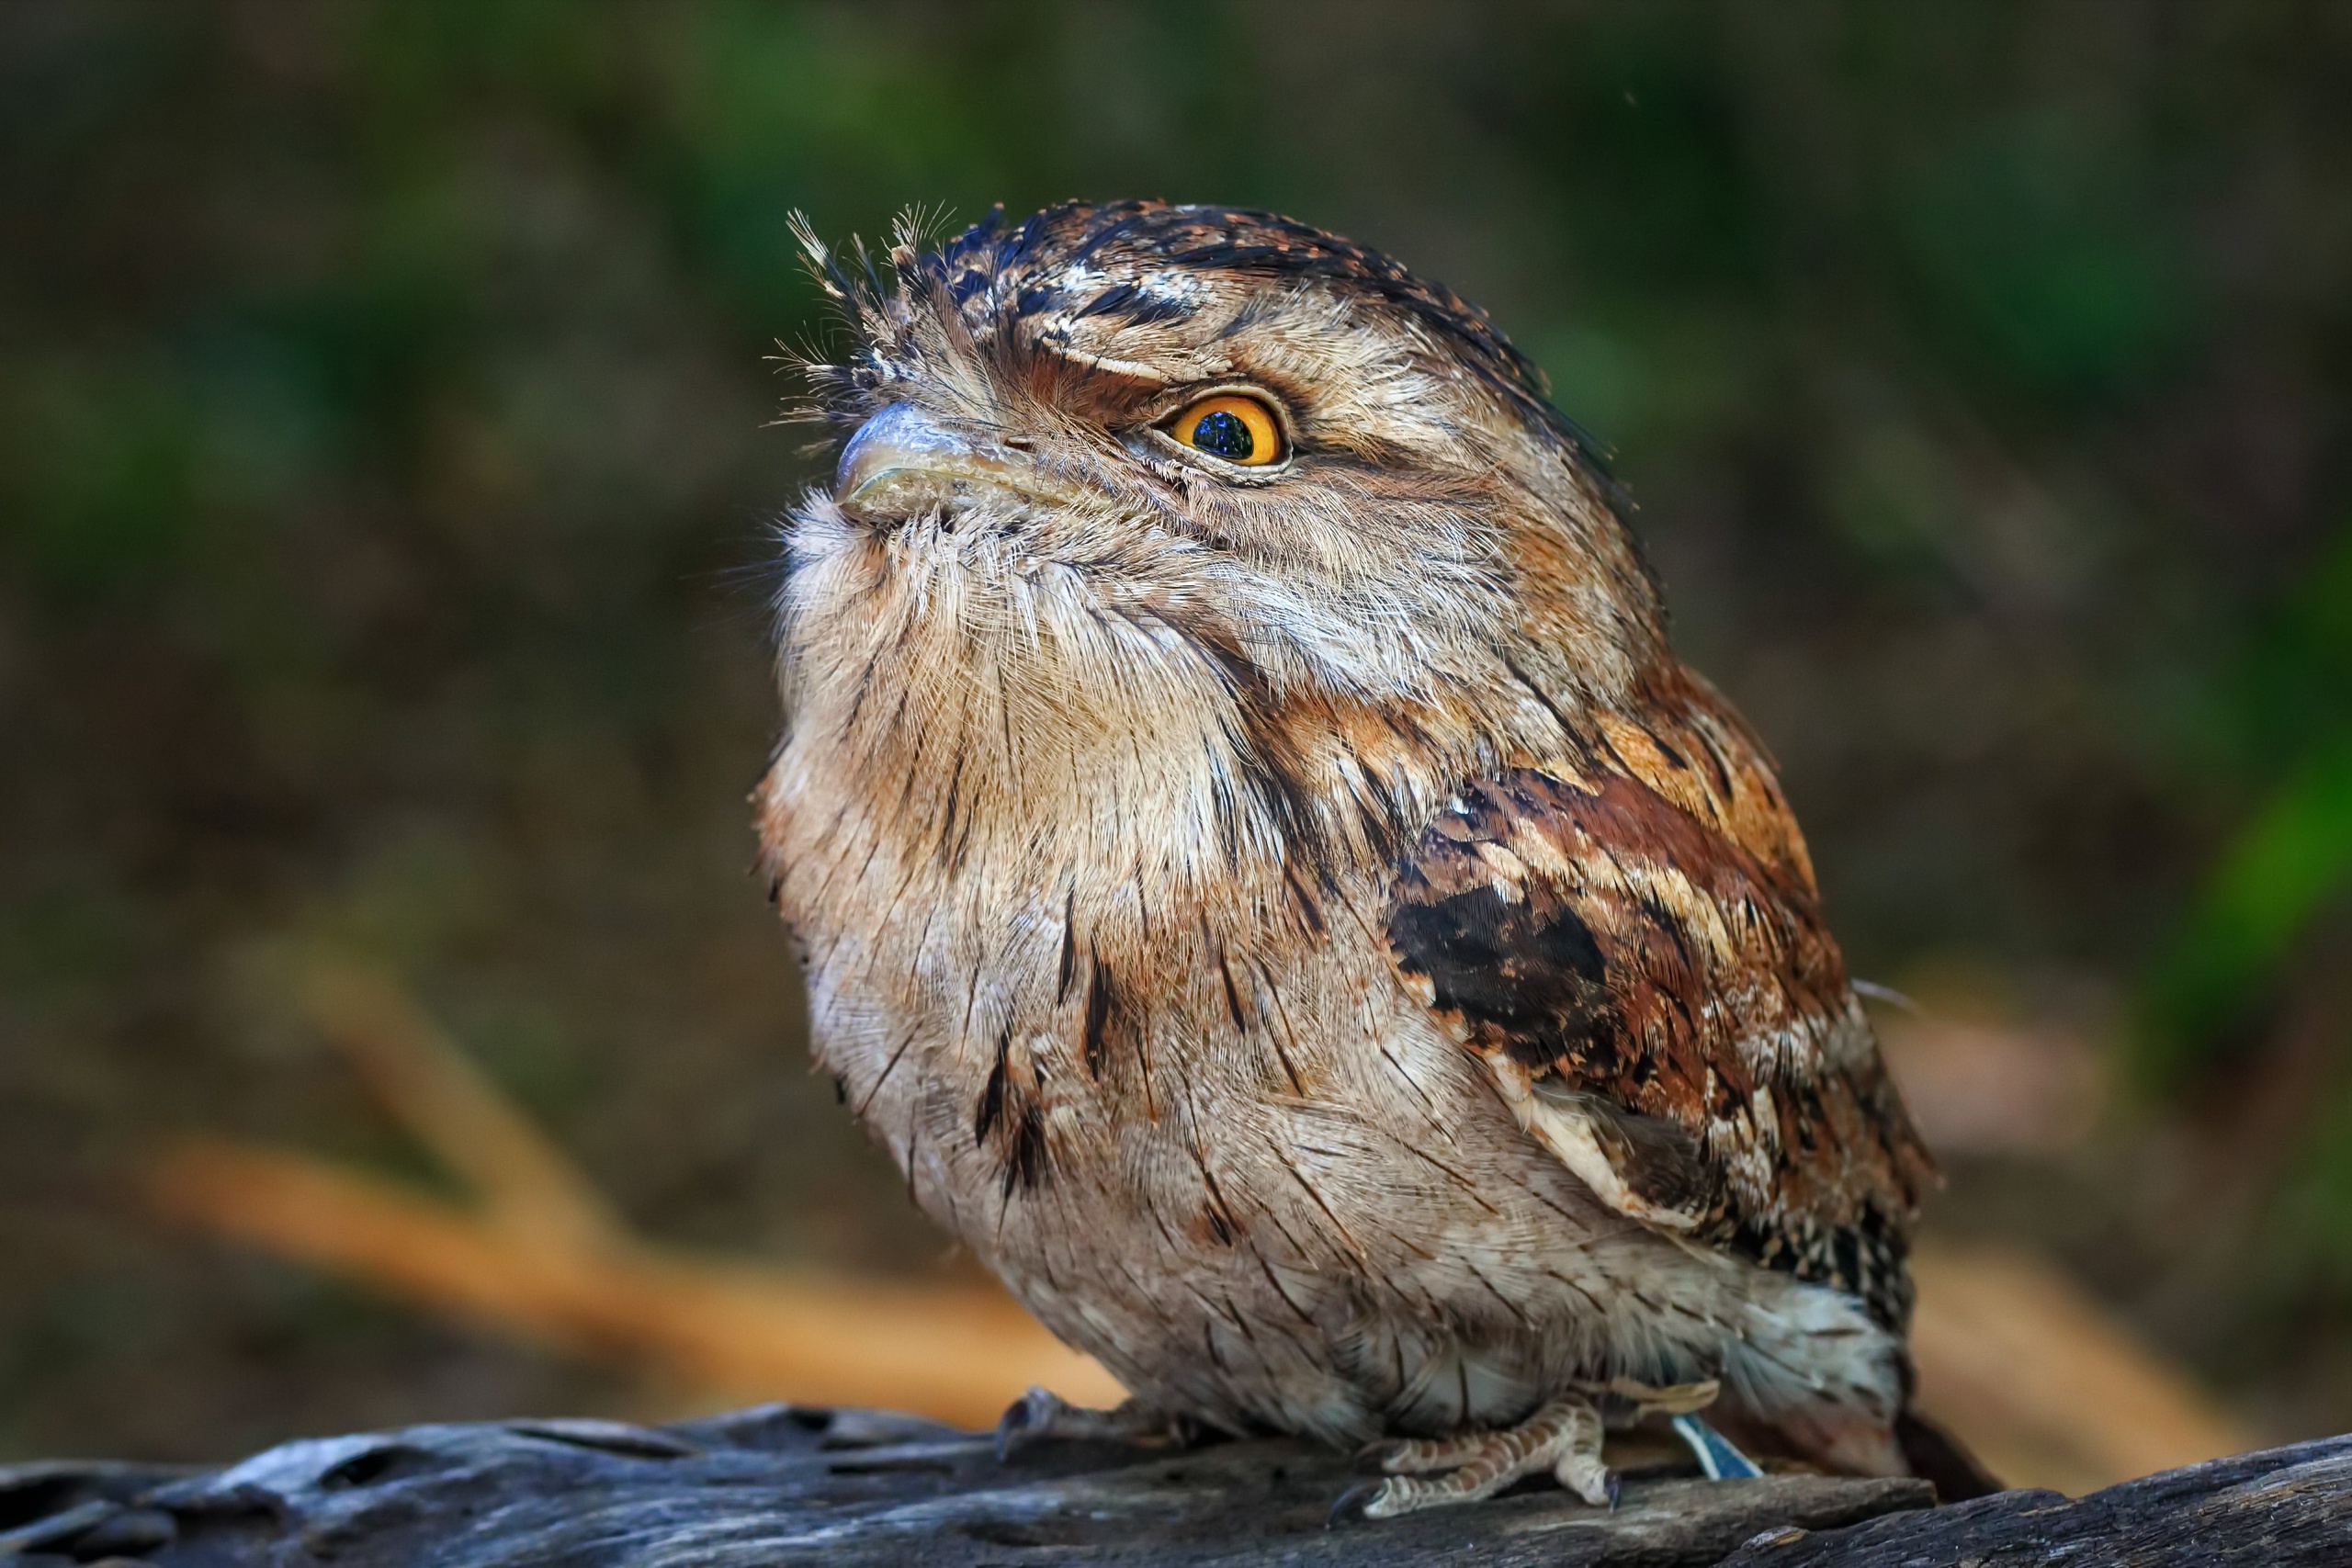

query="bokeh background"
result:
[5,0,2349,1472]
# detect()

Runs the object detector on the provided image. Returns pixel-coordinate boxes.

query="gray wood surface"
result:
[2,1404,2345,1566]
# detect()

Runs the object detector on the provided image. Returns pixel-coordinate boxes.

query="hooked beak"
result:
[833,403,1075,522]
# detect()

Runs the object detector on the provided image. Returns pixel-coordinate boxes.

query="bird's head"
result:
[773,202,1668,880]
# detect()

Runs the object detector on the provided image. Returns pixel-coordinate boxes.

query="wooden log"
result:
[3,1404,2346,1567]
[1719,1433,2352,1566]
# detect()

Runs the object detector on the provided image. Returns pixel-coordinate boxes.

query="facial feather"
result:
[776,201,1666,886]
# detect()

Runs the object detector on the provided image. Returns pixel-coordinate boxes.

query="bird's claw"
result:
[1325,1479,1384,1529]
[993,1386,1065,1462]
[994,1387,1179,1462]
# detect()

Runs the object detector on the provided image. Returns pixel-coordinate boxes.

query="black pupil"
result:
[1192,408,1255,460]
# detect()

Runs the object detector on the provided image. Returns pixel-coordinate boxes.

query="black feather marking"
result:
[1199,1168,1240,1246]
[1082,959,1114,1079]
[1056,889,1076,1003]
[1209,931,1249,1035]
[1500,649,1579,739]
[1248,959,1309,1099]
[934,752,966,864]
[1692,724,1738,798]
[1389,884,1613,1064]
[854,1031,918,1118]
[1072,278,1195,325]
[1282,861,1327,937]
[1352,760,1403,850]
[1001,1098,1049,1197]
[971,1022,1052,1200]
[974,1026,1010,1143]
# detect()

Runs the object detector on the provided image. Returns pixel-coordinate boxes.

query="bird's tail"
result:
[1895,1404,2003,1501]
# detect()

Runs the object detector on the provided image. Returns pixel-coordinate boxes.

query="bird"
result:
[756,199,1988,1517]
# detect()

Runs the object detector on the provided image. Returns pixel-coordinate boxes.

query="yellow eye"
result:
[1167,393,1285,467]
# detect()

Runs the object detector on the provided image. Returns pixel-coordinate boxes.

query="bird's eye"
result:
[1165,393,1285,468]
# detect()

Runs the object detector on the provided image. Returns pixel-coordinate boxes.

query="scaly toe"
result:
[1358,1455,1560,1518]
[1351,1395,1609,1517]
[1380,1431,1497,1475]
[1362,1471,1513,1518]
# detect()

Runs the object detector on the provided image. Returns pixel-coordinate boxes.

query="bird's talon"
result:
[1326,1479,1385,1529]
[992,1386,1058,1462]
[1605,1470,1623,1513]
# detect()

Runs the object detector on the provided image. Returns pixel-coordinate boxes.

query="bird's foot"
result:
[993,1387,1187,1461]
[1345,1394,1611,1521]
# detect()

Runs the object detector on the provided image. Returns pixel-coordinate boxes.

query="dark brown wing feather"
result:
[1386,671,1936,1330]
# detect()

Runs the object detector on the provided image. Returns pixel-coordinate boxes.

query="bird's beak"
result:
[832,403,1075,522]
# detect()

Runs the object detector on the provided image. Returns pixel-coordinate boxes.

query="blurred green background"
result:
[4,0,2349,1462]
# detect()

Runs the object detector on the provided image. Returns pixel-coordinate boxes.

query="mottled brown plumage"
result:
[759,200,1951,1515]
[1388,667,1933,1334]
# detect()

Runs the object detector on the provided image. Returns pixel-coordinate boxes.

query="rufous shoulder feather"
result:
[1385,669,1937,1329]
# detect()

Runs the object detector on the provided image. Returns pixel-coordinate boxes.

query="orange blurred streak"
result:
[149,1136,1122,1427]
[300,965,623,1256]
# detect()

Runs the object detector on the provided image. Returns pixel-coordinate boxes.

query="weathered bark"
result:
[1,1404,2344,1567]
